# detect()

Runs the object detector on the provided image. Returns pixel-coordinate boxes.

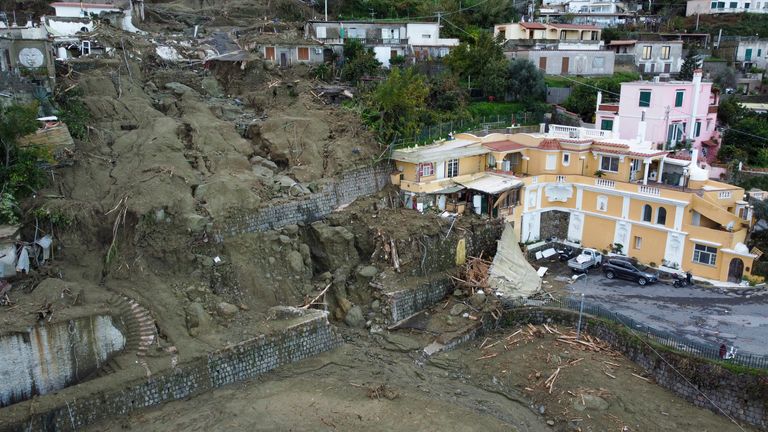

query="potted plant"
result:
[594,170,605,178]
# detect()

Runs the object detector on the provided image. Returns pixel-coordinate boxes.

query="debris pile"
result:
[452,255,491,294]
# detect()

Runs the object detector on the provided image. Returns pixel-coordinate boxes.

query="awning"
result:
[455,173,522,195]
[429,185,464,194]
[702,140,718,146]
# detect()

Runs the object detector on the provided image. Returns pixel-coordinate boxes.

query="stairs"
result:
[104,294,158,376]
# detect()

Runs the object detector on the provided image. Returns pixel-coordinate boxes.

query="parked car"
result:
[567,248,602,273]
[602,259,658,286]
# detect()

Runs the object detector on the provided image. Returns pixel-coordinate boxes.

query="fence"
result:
[391,112,545,150]
[507,296,768,370]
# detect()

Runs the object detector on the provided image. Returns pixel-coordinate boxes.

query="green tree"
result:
[505,59,546,103]
[678,49,699,81]
[720,114,768,166]
[444,32,507,97]
[341,39,381,83]
[717,96,745,127]
[428,73,467,112]
[364,67,429,143]
[0,103,49,223]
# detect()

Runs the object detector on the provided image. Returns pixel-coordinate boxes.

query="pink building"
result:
[595,70,720,161]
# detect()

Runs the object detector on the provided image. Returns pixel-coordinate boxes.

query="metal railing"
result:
[506,296,768,370]
[391,113,544,150]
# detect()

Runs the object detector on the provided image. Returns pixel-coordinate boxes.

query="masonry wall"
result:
[214,164,392,241]
[385,220,504,323]
[0,313,343,432]
[504,307,768,430]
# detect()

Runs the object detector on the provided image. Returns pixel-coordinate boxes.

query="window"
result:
[562,153,571,165]
[642,45,652,60]
[316,26,327,38]
[634,236,642,249]
[297,47,309,61]
[487,154,496,168]
[419,162,434,177]
[693,244,717,266]
[545,154,557,170]
[596,195,608,212]
[695,121,702,137]
[600,156,620,172]
[729,1,738,7]
[642,204,652,222]
[639,90,651,107]
[667,123,685,145]
[600,119,614,131]
[711,1,718,7]
[265,46,276,60]
[664,63,671,73]
[661,45,671,60]
[447,159,459,178]
[422,34,432,38]
[657,207,667,225]
[675,90,684,107]
[759,49,763,57]
[746,1,751,7]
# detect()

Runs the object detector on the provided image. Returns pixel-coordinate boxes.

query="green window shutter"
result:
[675,91,684,107]
[639,91,651,107]
[600,119,614,131]
[695,121,701,137]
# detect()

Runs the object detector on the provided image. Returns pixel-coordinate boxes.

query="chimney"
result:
[693,69,702,84]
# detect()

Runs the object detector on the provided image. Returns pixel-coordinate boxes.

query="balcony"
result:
[598,103,619,113]
[547,125,614,140]
[708,104,718,114]
[315,37,408,46]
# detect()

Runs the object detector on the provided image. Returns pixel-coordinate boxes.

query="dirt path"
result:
[87,324,753,432]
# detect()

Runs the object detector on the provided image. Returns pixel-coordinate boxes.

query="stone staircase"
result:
[103,294,158,376]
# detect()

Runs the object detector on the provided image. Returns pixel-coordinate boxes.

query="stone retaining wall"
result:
[386,278,453,323]
[504,307,768,430]
[213,164,392,241]
[0,311,342,432]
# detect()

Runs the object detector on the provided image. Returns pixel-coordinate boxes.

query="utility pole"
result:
[324,0,327,21]
[695,13,699,31]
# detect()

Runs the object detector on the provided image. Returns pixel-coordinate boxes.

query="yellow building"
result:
[391,124,755,283]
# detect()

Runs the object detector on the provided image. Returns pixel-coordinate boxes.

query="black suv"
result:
[602,258,659,286]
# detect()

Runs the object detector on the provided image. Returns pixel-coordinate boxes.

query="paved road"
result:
[564,272,768,356]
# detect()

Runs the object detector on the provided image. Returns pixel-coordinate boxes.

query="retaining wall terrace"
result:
[0,311,343,432]
[504,307,768,430]
[385,220,504,323]
[213,164,392,241]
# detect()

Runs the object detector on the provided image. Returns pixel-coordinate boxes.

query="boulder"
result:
[573,394,609,412]
[308,222,360,272]
[357,266,378,279]
[449,303,469,316]
[185,302,211,335]
[216,302,240,319]
[287,250,305,273]
[165,82,197,96]
[344,305,365,328]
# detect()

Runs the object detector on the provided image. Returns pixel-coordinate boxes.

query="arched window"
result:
[642,204,652,222]
[657,207,667,225]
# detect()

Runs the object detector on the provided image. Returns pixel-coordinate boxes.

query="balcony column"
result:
[642,160,650,185]
[657,158,665,183]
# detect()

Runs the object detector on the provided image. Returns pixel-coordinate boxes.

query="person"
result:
[719,343,727,359]
[685,271,692,286]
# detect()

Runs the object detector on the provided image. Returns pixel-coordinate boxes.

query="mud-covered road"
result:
[565,272,768,355]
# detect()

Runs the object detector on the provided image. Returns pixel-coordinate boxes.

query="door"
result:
[265,46,275,61]
[322,48,333,62]
[436,161,445,179]
[561,57,570,74]
[746,48,753,61]
[728,258,744,283]
[539,56,547,71]
[664,63,671,73]
[280,52,288,67]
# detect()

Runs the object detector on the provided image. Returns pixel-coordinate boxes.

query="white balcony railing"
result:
[548,124,613,140]
[638,185,661,196]
[556,175,568,183]
[595,178,616,188]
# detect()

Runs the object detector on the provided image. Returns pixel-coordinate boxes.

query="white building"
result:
[49,2,123,18]
[687,0,768,15]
